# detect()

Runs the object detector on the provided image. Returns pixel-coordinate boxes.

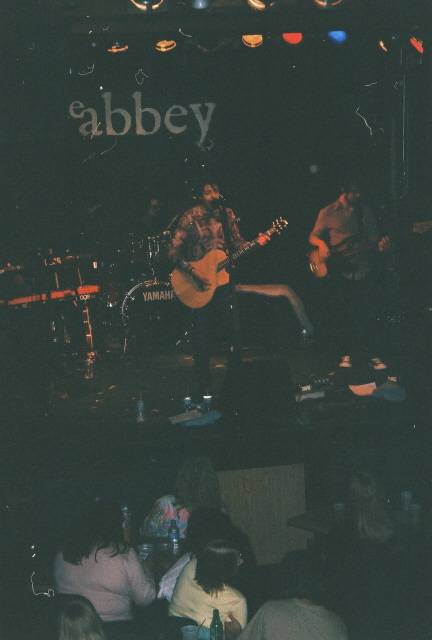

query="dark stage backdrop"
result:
[2,28,428,284]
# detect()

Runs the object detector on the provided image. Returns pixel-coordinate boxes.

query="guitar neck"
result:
[217,240,258,272]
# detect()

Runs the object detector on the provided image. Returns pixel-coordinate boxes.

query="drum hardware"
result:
[0,264,24,275]
[119,279,181,356]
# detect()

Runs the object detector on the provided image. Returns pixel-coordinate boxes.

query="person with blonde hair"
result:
[326,471,403,640]
[349,469,395,543]
[57,595,106,640]
[141,456,222,539]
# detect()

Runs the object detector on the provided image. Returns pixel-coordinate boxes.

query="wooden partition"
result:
[217,464,309,565]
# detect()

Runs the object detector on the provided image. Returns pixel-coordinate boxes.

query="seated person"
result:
[234,552,347,640]
[141,457,223,539]
[158,507,254,602]
[324,470,404,640]
[41,593,107,640]
[169,539,247,631]
[54,500,155,623]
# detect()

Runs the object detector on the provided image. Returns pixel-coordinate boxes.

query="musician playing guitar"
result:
[308,179,391,370]
[168,182,269,395]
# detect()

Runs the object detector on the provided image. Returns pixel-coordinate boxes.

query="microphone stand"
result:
[216,199,242,384]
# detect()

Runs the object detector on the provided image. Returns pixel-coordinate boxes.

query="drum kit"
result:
[0,228,184,362]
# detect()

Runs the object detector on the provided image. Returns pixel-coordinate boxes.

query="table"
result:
[136,538,184,583]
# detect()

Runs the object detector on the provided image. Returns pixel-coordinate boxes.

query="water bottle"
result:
[202,394,212,411]
[183,396,193,412]
[210,608,224,640]
[121,505,132,544]
[136,395,145,423]
[168,519,180,551]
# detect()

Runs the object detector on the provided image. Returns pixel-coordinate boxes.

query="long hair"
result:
[61,500,128,564]
[195,539,241,596]
[175,457,222,512]
[57,595,106,640]
[349,470,394,543]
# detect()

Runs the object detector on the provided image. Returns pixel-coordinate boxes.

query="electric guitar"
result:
[309,220,432,279]
[170,217,288,309]
[308,233,375,279]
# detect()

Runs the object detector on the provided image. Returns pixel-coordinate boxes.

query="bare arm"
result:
[126,548,156,607]
[309,210,330,258]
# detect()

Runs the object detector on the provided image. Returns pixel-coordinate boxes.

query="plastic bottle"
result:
[168,519,180,550]
[183,396,193,412]
[121,505,132,544]
[136,394,145,423]
[210,608,224,640]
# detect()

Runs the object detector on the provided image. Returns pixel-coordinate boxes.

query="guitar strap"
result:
[218,205,235,258]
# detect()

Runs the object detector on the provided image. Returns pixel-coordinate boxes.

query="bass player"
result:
[308,178,391,371]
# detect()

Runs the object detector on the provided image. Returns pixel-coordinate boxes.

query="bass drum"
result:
[120,279,184,349]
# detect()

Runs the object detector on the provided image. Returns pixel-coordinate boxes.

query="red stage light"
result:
[282,33,303,45]
[409,37,424,54]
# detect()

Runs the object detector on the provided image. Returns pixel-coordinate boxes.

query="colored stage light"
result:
[327,30,348,44]
[128,0,164,11]
[409,36,424,54]
[282,33,303,45]
[191,0,212,8]
[314,0,344,6]
[242,34,264,48]
[246,0,276,11]
[155,39,177,52]
[107,41,129,54]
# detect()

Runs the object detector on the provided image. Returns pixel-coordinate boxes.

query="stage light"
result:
[191,0,212,8]
[242,34,264,48]
[378,39,389,53]
[128,0,165,11]
[155,39,177,52]
[409,36,424,54]
[313,0,344,7]
[107,41,129,54]
[282,33,303,45]
[327,30,347,44]
[246,0,276,11]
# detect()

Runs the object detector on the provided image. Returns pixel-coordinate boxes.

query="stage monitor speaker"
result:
[220,359,294,419]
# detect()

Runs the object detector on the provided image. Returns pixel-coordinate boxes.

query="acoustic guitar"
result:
[170,217,288,309]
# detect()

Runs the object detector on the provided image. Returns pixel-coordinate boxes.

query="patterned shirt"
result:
[167,204,244,265]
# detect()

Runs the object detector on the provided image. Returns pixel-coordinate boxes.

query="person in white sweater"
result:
[230,552,347,640]
[169,539,247,630]
[54,500,155,623]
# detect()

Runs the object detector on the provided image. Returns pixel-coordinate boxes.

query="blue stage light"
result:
[191,0,212,8]
[328,30,347,44]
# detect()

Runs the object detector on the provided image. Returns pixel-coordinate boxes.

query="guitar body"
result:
[170,250,230,309]
[308,248,329,279]
[170,217,288,308]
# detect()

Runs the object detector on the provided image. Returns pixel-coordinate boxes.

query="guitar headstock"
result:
[268,217,289,236]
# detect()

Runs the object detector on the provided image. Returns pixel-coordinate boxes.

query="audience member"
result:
[44,594,107,640]
[234,552,347,640]
[141,457,222,539]
[169,539,247,631]
[325,470,405,640]
[158,507,254,602]
[53,500,155,623]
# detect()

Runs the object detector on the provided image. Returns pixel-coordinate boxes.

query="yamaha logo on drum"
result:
[142,289,174,302]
